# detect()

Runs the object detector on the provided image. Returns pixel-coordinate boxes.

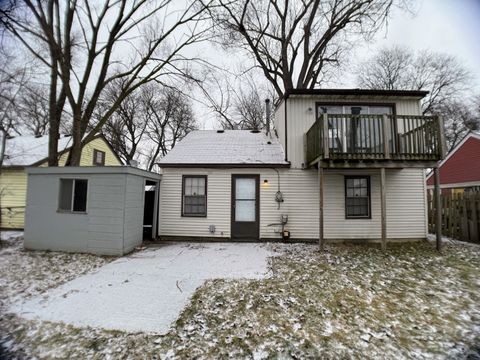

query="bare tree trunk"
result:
[0,128,6,168]
[1,0,211,167]
[214,0,399,98]
[68,111,84,166]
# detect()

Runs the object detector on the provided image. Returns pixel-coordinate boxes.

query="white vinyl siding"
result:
[158,167,427,240]
[273,100,285,157]
[159,168,319,240]
[276,96,423,169]
[324,168,427,239]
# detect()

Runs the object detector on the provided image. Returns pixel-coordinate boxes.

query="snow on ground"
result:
[0,235,113,358]
[0,230,23,241]
[11,242,276,334]
[2,236,480,359]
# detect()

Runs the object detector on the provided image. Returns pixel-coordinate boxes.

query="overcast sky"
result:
[362,0,480,87]
[197,0,480,129]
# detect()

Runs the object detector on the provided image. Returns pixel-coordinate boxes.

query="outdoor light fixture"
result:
[262,179,270,188]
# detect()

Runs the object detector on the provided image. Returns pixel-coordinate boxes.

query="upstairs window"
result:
[318,104,394,115]
[59,179,88,213]
[182,175,207,217]
[318,104,394,153]
[93,149,105,166]
[345,176,370,219]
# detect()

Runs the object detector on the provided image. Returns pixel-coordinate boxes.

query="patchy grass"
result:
[0,233,113,305]
[1,236,480,359]
[157,241,480,359]
[0,234,114,358]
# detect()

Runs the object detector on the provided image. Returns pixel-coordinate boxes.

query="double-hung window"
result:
[345,176,370,219]
[93,149,105,166]
[182,175,207,217]
[58,179,88,213]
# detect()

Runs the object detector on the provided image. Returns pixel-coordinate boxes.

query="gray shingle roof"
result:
[158,130,288,167]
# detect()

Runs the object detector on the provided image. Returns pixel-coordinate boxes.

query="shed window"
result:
[93,149,105,166]
[345,176,370,219]
[59,179,88,212]
[182,176,207,217]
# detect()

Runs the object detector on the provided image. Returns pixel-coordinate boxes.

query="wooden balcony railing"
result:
[305,114,446,166]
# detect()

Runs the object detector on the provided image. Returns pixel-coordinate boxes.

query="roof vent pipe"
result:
[265,98,271,136]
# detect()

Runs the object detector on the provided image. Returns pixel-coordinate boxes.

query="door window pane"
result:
[235,200,255,222]
[235,178,256,200]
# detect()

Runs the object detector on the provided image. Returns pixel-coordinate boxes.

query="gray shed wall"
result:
[123,174,146,253]
[24,167,160,256]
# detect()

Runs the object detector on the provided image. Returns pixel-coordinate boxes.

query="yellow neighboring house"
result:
[0,134,123,229]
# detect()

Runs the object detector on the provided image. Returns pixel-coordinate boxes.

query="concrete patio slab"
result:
[11,242,277,334]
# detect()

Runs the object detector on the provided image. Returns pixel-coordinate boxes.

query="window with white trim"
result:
[59,179,88,212]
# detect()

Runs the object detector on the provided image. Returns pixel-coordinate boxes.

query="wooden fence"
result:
[427,191,480,242]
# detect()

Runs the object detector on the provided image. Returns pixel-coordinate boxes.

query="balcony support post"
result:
[380,167,387,251]
[322,113,329,159]
[382,114,391,159]
[437,116,447,159]
[434,166,442,252]
[318,162,324,250]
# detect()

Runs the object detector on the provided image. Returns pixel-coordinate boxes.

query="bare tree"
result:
[212,0,405,98]
[355,45,413,90]
[0,0,16,32]
[1,0,212,166]
[0,44,29,166]
[144,86,197,171]
[357,46,471,114]
[99,79,148,165]
[435,100,480,151]
[230,85,267,130]
[18,85,49,136]
[0,42,29,234]
[200,72,275,130]
[356,46,477,150]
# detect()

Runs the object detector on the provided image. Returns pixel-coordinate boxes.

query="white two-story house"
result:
[157,89,446,248]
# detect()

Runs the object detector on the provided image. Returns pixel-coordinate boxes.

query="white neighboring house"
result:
[157,89,446,245]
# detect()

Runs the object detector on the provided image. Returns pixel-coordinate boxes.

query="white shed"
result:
[24,166,160,256]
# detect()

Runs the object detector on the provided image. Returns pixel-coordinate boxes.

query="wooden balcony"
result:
[305,114,446,168]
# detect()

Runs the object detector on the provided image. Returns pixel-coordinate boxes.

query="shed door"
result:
[231,175,259,240]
